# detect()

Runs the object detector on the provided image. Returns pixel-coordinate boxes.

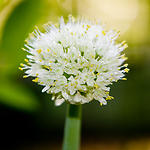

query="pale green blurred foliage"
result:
[0,0,69,111]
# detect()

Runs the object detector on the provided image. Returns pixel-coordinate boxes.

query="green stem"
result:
[62,104,82,150]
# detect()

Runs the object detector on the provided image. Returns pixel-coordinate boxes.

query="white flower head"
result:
[19,16,129,106]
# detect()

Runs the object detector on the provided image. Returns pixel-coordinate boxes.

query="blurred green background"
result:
[0,0,150,150]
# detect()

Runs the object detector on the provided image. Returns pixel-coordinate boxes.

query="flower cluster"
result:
[19,16,129,106]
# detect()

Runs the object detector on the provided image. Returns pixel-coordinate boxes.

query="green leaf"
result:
[0,80,40,111]
[0,0,49,110]
[0,0,68,110]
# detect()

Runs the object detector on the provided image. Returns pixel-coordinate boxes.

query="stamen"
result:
[122,78,127,80]
[23,75,28,78]
[123,64,128,67]
[102,30,106,36]
[24,59,28,62]
[20,63,24,67]
[37,49,42,54]
[18,67,23,71]
[32,78,39,82]
[124,68,130,73]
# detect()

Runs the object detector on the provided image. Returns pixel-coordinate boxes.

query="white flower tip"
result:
[42,86,49,93]
[55,98,65,106]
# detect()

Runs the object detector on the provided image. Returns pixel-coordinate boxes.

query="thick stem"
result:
[62,104,82,150]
